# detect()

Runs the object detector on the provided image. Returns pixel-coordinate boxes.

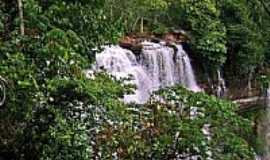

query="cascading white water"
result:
[94,45,152,103]
[140,42,176,89]
[93,42,201,103]
[176,45,201,92]
[216,70,227,97]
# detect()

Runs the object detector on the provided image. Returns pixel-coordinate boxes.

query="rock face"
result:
[92,41,201,104]
[119,31,190,53]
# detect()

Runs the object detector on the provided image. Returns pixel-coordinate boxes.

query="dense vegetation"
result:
[0,0,269,159]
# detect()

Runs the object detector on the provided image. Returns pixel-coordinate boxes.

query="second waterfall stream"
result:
[93,42,201,104]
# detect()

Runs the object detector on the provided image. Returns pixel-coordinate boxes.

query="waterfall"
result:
[216,70,227,97]
[93,42,201,103]
[94,45,152,103]
[176,45,201,92]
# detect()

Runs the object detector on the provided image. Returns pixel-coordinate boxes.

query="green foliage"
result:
[0,0,267,159]
[43,0,124,49]
[0,50,255,159]
[31,85,255,160]
[241,108,266,156]
[152,86,254,159]
[0,1,126,159]
[219,0,266,76]
[144,0,269,76]
[104,0,169,33]
[184,0,227,69]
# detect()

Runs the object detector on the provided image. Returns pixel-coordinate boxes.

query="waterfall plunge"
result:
[94,42,201,104]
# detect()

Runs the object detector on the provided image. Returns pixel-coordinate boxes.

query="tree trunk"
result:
[140,17,144,33]
[17,0,24,36]
[132,17,140,32]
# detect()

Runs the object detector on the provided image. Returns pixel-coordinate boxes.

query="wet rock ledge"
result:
[119,30,190,54]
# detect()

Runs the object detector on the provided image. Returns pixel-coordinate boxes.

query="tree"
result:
[0,0,266,159]
[17,0,24,35]
[104,0,169,33]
